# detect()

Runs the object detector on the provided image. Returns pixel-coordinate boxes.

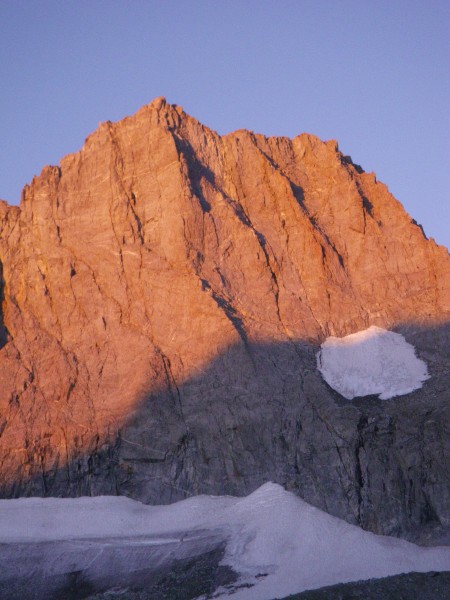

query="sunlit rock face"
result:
[0,98,449,542]
[317,326,430,400]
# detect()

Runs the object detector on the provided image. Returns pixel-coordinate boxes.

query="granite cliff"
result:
[0,97,449,543]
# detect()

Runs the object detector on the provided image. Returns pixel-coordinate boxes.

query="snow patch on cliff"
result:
[316,326,429,400]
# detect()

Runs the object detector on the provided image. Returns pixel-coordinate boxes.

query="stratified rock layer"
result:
[0,98,449,542]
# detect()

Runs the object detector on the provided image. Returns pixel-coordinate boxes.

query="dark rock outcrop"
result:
[283,571,450,600]
[0,98,449,543]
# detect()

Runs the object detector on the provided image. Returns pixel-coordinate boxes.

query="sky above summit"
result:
[1,1,448,247]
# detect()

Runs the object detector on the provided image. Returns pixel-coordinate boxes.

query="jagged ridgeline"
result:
[0,98,449,544]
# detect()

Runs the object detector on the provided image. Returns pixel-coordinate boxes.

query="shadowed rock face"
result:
[0,262,8,350]
[0,98,449,542]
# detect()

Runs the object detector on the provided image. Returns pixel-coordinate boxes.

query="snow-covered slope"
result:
[0,483,448,599]
[316,326,430,400]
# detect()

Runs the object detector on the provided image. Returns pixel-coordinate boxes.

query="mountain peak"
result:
[0,101,448,543]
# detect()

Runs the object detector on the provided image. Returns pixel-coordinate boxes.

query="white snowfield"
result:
[316,325,430,400]
[0,483,448,600]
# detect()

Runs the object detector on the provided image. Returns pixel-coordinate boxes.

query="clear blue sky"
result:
[1,0,448,247]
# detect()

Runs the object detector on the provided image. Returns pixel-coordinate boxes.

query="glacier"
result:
[0,482,448,599]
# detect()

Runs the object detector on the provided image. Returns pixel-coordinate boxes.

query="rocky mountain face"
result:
[0,97,449,543]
